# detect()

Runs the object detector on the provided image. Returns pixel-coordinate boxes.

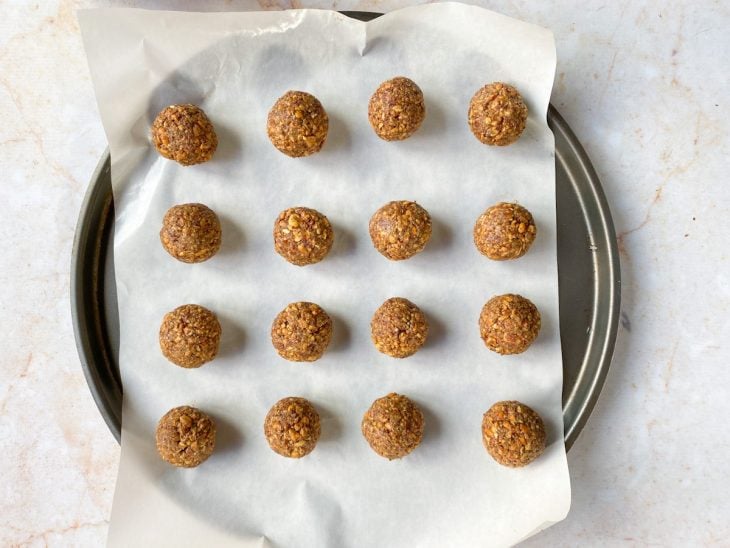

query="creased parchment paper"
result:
[79,4,569,547]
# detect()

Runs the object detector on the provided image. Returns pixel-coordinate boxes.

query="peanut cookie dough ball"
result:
[468,83,528,146]
[271,302,332,362]
[368,77,426,141]
[361,393,424,460]
[156,406,216,467]
[264,397,321,458]
[267,91,329,157]
[369,201,431,260]
[160,203,222,263]
[474,202,536,260]
[371,297,428,358]
[151,104,218,165]
[273,207,334,266]
[482,401,546,467]
[159,304,222,368]
[479,294,540,355]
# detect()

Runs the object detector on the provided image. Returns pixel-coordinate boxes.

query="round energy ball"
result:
[159,304,222,368]
[273,207,334,266]
[473,202,537,260]
[264,397,321,458]
[369,201,432,260]
[151,104,218,165]
[156,406,216,467]
[479,294,540,355]
[160,203,222,263]
[271,302,333,362]
[468,82,528,146]
[371,297,428,358]
[482,401,546,467]
[267,91,329,157]
[368,76,426,141]
[361,393,424,460]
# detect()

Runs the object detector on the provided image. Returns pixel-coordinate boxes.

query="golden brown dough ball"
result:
[361,393,424,460]
[273,207,334,266]
[159,304,221,368]
[482,401,546,467]
[264,397,321,458]
[271,302,332,362]
[371,297,428,358]
[156,406,216,467]
[468,82,528,146]
[151,104,217,165]
[369,201,431,261]
[267,91,329,157]
[473,202,536,260]
[368,76,426,141]
[160,203,222,263]
[479,294,540,355]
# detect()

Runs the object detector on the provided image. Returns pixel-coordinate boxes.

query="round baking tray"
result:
[71,11,620,448]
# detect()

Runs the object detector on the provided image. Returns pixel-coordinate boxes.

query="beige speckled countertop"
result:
[1,1,728,546]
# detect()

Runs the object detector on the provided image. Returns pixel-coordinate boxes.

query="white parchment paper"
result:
[79,5,569,547]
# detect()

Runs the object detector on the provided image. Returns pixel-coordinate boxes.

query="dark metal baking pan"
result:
[71,11,621,448]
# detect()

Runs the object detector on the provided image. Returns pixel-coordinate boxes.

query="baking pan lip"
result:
[549,106,621,449]
[71,153,122,443]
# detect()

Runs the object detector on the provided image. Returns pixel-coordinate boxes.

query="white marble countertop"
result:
[1,1,728,546]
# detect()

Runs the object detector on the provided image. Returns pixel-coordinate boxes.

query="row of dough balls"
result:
[161,201,537,265]
[159,294,540,370]
[156,397,546,467]
[151,79,528,165]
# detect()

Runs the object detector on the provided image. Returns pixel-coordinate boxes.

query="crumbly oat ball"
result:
[479,294,540,355]
[151,104,218,165]
[368,76,426,141]
[361,393,424,460]
[369,201,432,261]
[273,207,334,266]
[371,297,428,358]
[267,91,329,157]
[156,405,216,467]
[474,202,537,260]
[159,304,222,368]
[160,203,222,263]
[468,82,528,146]
[264,397,321,458]
[482,401,546,467]
[271,302,332,362]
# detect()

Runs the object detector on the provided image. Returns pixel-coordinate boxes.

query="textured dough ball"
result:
[273,207,334,266]
[468,83,528,146]
[482,401,546,467]
[156,406,216,467]
[371,297,428,358]
[267,91,329,157]
[160,203,222,263]
[159,304,222,368]
[151,104,218,165]
[368,76,426,141]
[271,302,332,362]
[361,393,424,460]
[473,202,536,260]
[369,201,431,260]
[479,294,540,355]
[264,397,321,458]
